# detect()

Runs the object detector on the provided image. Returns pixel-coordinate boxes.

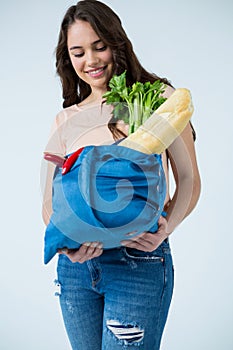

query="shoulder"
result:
[54,104,79,128]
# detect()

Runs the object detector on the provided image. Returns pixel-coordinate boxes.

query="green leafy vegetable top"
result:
[103,71,167,134]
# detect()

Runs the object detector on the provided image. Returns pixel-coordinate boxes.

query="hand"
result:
[121,216,169,252]
[58,242,103,263]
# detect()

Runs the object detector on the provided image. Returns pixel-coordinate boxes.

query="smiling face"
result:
[67,20,113,96]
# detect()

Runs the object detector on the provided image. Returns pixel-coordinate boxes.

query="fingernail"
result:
[60,248,68,253]
[97,243,103,249]
[90,242,99,248]
[83,242,91,247]
[125,230,137,237]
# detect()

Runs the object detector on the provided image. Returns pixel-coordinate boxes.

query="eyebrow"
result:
[69,39,102,51]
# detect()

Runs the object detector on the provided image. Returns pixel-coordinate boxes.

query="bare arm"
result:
[158,84,201,230]
[42,161,56,226]
[165,122,201,233]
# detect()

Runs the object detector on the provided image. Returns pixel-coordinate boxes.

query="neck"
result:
[78,89,107,107]
[89,87,107,102]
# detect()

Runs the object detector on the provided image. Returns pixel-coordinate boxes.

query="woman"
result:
[42,1,201,349]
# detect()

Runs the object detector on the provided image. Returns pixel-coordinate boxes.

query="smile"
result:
[86,66,106,77]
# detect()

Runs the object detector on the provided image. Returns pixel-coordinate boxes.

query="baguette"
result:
[118,88,194,154]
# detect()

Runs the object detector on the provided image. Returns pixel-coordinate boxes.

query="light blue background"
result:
[1,1,232,349]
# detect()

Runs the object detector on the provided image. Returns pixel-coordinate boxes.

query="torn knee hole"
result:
[106,319,144,345]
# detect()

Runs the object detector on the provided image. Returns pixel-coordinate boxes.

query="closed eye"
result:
[96,45,107,52]
[73,52,84,57]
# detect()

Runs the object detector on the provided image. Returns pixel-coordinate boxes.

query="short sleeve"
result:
[44,113,66,157]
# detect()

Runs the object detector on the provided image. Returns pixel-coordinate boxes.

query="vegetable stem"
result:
[103,71,167,135]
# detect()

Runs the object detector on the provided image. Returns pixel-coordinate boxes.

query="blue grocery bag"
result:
[44,144,166,263]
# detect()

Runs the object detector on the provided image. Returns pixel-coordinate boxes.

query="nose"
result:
[86,50,99,66]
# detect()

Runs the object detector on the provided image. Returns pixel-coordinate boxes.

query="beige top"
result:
[44,102,117,157]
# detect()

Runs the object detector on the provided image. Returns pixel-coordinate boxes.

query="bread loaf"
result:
[118,88,194,154]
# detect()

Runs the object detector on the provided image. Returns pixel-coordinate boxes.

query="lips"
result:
[86,66,107,77]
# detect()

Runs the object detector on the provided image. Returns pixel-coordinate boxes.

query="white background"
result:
[1,0,232,349]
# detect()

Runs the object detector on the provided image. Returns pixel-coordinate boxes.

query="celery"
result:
[103,71,167,135]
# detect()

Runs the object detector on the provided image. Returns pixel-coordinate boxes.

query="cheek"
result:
[70,57,83,73]
[102,49,113,64]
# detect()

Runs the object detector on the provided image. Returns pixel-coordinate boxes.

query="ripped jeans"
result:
[55,240,174,349]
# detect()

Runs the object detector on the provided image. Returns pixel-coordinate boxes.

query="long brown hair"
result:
[56,0,173,139]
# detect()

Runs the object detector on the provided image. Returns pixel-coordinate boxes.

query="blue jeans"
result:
[56,240,174,349]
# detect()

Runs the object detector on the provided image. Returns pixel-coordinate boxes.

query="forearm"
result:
[165,174,201,234]
[42,161,56,226]
[42,199,53,226]
[164,122,201,235]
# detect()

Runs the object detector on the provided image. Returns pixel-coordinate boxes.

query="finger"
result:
[123,232,154,245]
[121,237,152,250]
[78,247,103,263]
[57,248,69,255]
[121,240,150,251]
[82,242,101,258]
[158,215,167,227]
[125,230,138,237]
[121,232,163,251]
[123,232,146,242]
[61,244,89,262]
[68,242,103,263]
